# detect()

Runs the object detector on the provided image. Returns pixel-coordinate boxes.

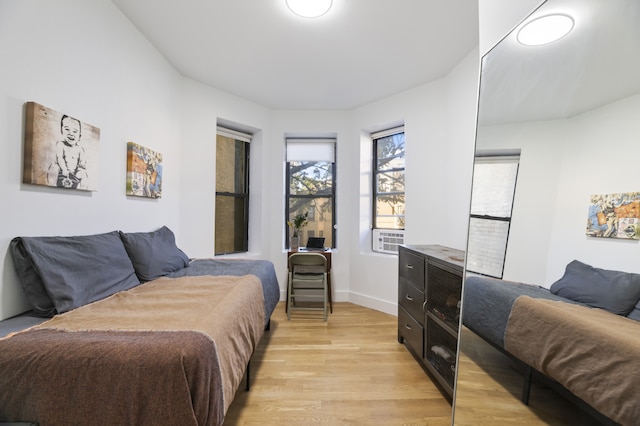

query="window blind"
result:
[286,138,335,162]
[371,125,404,140]
[217,126,252,143]
[466,153,520,278]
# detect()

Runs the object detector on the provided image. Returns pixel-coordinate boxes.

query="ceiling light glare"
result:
[286,0,333,18]
[517,14,574,46]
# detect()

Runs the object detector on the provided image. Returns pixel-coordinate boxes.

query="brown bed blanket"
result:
[505,296,640,426]
[0,274,265,426]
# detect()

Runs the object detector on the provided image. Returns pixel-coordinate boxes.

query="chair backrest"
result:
[288,252,327,272]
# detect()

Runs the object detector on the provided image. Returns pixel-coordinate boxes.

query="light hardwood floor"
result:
[224,302,453,425]
[225,304,603,425]
[454,327,602,426]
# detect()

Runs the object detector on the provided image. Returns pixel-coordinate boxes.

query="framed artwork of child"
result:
[23,101,100,191]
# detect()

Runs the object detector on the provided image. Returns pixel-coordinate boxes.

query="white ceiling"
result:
[111,0,479,110]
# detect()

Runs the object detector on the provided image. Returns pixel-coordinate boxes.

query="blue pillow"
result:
[550,260,640,316]
[10,237,57,317]
[17,231,140,314]
[119,226,189,282]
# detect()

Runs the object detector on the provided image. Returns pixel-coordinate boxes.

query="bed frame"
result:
[0,228,280,425]
[462,275,630,426]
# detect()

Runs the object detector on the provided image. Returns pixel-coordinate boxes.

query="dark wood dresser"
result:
[397,244,465,399]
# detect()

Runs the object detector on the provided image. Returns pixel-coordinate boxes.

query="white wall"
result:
[350,48,479,314]
[269,110,354,300]
[0,0,479,320]
[0,0,183,318]
[177,78,273,259]
[546,94,640,281]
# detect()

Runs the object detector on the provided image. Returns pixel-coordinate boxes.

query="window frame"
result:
[214,127,251,255]
[285,139,337,249]
[372,127,405,231]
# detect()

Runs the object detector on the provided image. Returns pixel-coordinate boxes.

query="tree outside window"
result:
[287,160,335,248]
[373,131,405,230]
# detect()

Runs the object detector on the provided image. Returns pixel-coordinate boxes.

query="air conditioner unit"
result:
[372,229,405,254]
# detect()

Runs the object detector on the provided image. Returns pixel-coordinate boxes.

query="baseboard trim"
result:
[348,291,397,316]
[279,290,397,316]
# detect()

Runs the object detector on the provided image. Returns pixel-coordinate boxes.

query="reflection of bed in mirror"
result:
[453,0,640,425]
[462,268,640,425]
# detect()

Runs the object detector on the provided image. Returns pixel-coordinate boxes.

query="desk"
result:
[287,249,332,313]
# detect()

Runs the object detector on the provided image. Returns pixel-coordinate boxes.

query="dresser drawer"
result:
[398,306,423,358]
[399,249,425,285]
[398,277,424,325]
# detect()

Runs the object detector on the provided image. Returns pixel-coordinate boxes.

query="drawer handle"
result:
[404,323,412,330]
[406,264,414,270]
[405,294,413,301]
[422,300,428,312]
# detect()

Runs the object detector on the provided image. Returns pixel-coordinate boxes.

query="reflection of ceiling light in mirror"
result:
[517,14,574,46]
[286,0,333,18]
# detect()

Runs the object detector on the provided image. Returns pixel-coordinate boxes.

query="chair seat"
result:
[293,273,324,281]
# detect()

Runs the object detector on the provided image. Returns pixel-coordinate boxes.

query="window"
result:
[373,127,405,230]
[466,154,520,278]
[215,127,250,255]
[286,138,336,249]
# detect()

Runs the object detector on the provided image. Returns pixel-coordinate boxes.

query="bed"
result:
[0,226,280,426]
[462,260,640,426]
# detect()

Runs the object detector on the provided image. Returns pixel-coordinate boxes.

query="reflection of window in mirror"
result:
[466,152,519,278]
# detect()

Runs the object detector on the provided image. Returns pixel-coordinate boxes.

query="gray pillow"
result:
[119,226,189,282]
[9,237,57,317]
[550,260,640,316]
[627,301,640,322]
[18,231,140,314]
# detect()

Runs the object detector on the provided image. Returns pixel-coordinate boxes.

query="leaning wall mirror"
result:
[453,0,640,424]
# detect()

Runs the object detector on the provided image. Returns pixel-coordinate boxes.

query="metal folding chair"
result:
[287,253,328,321]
